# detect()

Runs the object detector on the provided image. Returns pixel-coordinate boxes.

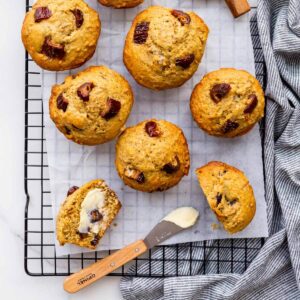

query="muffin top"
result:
[196,161,256,234]
[22,0,100,71]
[115,119,190,192]
[190,68,265,137]
[49,66,134,145]
[123,6,209,90]
[98,0,143,8]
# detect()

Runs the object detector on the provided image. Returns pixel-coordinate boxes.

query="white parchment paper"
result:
[42,0,268,256]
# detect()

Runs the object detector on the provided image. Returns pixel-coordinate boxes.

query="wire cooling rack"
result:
[24,0,266,276]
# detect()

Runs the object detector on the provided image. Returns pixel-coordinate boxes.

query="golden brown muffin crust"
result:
[49,66,134,145]
[123,6,209,90]
[190,68,265,138]
[115,119,190,192]
[22,0,101,71]
[98,0,143,8]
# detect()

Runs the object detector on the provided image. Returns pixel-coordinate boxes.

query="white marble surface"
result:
[0,1,121,299]
[0,0,258,299]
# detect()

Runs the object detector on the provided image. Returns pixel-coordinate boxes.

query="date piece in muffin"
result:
[115,119,190,192]
[123,6,209,90]
[190,68,265,137]
[196,161,256,234]
[22,0,101,71]
[98,0,143,9]
[49,66,134,145]
[56,179,122,250]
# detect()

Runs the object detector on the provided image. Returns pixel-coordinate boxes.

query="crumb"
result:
[211,223,219,230]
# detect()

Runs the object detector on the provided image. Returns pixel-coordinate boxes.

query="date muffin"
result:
[98,0,143,8]
[57,179,121,249]
[196,161,256,234]
[21,0,100,71]
[190,68,265,137]
[123,6,209,90]
[115,119,190,192]
[49,66,134,145]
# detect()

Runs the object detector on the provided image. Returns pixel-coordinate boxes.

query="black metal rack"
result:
[24,0,266,277]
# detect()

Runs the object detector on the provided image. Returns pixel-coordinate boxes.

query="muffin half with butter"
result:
[56,179,121,249]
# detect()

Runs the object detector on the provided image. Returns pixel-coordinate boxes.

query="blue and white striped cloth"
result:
[120,0,300,298]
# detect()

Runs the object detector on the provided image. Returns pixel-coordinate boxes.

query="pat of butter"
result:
[78,189,105,234]
[163,207,199,229]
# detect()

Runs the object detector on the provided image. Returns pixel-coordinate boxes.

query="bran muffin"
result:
[56,179,122,250]
[49,66,134,145]
[123,6,209,90]
[190,68,265,137]
[22,0,100,71]
[196,161,256,234]
[98,0,143,8]
[115,119,190,192]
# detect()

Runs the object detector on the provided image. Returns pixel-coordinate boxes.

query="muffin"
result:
[196,161,256,234]
[21,0,100,71]
[98,0,143,8]
[56,179,122,250]
[123,6,209,90]
[49,66,134,145]
[190,68,265,137]
[115,119,190,192]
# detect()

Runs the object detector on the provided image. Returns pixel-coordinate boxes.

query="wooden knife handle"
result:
[225,0,251,18]
[63,240,147,294]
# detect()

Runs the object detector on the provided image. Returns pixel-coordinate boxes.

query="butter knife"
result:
[64,207,199,293]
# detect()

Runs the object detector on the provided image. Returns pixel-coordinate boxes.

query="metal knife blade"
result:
[144,220,183,249]
[143,207,199,249]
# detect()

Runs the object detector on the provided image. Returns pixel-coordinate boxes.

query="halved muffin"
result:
[56,179,121,249]
[196,161,256,233]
